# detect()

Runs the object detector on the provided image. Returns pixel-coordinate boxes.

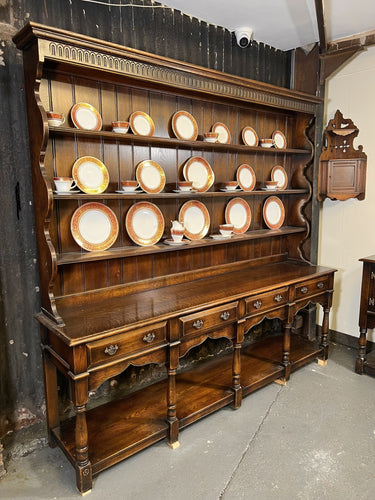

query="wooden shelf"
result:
[52,334,321,475]
[57,226,306,265]
[53,189,308,200]
[50,126,312,155]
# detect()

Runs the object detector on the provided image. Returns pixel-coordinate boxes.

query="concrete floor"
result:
[1,342,375,500]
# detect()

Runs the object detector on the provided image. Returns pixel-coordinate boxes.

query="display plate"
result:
[136,160,166,194]
[212,122,231,144]
[72,156,109,194]
[225,197,251,234]
[171,111,198,141]
[271,165,288,190]
[183,156,214,192]
[236,164,256,191]
[70,102,102,131]
[263,196,285,229]
[129,111,155,136]
[125,202,164,246]
[70,202,118,251]
[242,126,259,147]
[178,200,210,240]
[272,130,287,149]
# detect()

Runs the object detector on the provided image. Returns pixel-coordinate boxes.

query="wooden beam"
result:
[327,29,375,52]
[320,47,363,82]
[315,0,327,53]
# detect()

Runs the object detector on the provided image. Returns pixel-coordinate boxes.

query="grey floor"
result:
[1,342,375,500]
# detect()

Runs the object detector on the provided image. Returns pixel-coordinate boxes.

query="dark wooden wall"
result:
[0,0,294,437]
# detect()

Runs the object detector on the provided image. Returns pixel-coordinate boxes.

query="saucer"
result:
[163,238,188,246]
[173,189,196,194]
[54,190,80,194]
[261,187,278,191]
[210,234,232,240]
[220,188,242,192]
[115,189,143,194]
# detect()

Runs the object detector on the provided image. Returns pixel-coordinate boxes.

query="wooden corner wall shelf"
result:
[14,22,335,494]
[318,109,367,201]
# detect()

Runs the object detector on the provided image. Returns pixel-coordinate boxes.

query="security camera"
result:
[234,27,253,48]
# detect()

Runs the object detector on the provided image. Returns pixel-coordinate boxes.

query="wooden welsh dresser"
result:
[14,23,335,494]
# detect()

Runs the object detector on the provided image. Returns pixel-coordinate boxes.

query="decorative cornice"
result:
[46,40,317,114]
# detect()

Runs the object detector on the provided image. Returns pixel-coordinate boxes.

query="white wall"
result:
[319,45,375,339]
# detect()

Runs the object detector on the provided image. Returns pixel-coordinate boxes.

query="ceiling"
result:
[161,0,375,51]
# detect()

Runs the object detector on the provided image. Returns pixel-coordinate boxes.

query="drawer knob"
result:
[301,286,308,294]
[274,294,283,303]
[220,311,230,321]
[253,300,262,309]
[317,282,324,289]
[143,332,156,343]
[104,344,119,356]
[193,319,204,329]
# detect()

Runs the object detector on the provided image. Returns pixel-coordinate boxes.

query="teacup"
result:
[178,181,193,192]
[219,224,234,237]
[171,228,184,242]
[54,177,77,192]
[265,180,278,190]
[203,132,219,143]
[260,139,274,148]
[112,121,129,134]
[121,180,139,192]
[47,111,65,127]
[224,181,238,191]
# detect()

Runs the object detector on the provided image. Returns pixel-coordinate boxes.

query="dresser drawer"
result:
[245,287,288,316]
[87,322,167,367]
[179,302,238,338]
[295,277,329,300]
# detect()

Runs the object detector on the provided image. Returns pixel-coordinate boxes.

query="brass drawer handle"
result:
[300,286,308,294]
[253,300,262,309]
[193,319,204,329]
[104,344,119,356]
[274,294,283,303]
[317,282,324,289]
[143,332,155,343]
[220,311,230,321]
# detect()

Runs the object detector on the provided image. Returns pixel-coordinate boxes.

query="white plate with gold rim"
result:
[242,126,258,147]
[183,156,214,193]
[70,102,102,131]
[225,198,251,234]
[263,196,285,229]
[129,111,155,136]
[70,202,119,251]
[72,156,109,194]
[171,111,198,141]
[271,165,288,190]
[136,160,166,194]
[125,202,164,246]
[178,200,210,240]
[272,130,287,149]
[212,122,231,144]
[236,164,256,191]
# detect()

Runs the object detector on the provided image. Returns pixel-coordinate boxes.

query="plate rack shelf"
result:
[14,22,335,494]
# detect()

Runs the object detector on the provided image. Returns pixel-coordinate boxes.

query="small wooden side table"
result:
[356,255,375,375]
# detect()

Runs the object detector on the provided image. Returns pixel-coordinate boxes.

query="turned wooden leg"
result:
[281,322,291,382]
[167,367,179,448]
[319,305,330,365]
[74,404,92,494]
[232,342,242,409]
[41,345,59,447]
[355,327,367,374]
[167,341,179,448]
[71,377,92,494]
